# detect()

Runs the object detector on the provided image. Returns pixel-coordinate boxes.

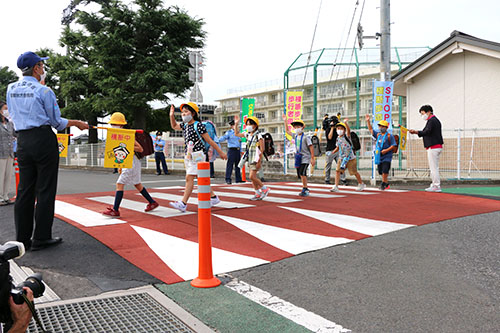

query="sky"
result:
[1,0,500,108]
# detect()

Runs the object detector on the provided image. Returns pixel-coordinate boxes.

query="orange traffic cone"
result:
[191,162,221,288]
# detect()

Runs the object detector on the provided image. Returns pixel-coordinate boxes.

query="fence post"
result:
[457,129,461,180]
[191,161,221,288]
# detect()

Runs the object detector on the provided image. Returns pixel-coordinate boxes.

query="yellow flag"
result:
[56,134,70,157]
[399,126,408,151]
[104,128,136,169]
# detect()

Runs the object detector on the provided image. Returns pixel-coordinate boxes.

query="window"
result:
[269,110,277,120]
[254,112,265,119]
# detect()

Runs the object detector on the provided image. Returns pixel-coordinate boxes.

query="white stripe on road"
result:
[197,189,302,203]
[55,200,126,227]
[281,206,414,236]
[88,196,195,218]
[267,184,375,195]
[285,182,409,192]
[225,278,351,333]
[147,192,254,209]
[131,225,268,281]
[214,214,353,255]
[226,186,344,198]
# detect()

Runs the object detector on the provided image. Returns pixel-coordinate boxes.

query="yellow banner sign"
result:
[285,90,303,141]
[56,134,70,157]
[399,126,408,151]
[104,128,136,169]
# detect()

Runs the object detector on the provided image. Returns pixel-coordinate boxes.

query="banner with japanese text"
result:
[399,126,408,151]
[56,134,70,158]
[285,90,303,141]
[240,98,255,143]
[372,80,394,132]
[104,128,136,169]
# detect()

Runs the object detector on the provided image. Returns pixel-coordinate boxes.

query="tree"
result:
[0,67,19,102]
[59,0,205,142]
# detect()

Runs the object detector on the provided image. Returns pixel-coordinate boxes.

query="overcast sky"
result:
[1,0,499,107]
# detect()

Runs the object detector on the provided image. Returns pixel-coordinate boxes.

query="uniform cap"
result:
[108,112,127,125]
[378,120,389,127]
[246,116,259,127]
[17,52,49,71]
[180,102,199,114]
[291,119,305,127]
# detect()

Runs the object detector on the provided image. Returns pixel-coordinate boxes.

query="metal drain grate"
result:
[27,292,195,333]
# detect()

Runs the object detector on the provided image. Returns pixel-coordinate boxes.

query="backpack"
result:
[346,131,361,152]
[376,132,400,154]
[262,133,275,160]
[135,131,154,159]
[194,120,220,161]
[311,134,322,157]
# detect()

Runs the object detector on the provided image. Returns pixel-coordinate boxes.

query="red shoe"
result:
[145,202,159,212]
[102,207,120,218]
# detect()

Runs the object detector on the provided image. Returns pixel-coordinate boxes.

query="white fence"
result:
[62,128,500,180]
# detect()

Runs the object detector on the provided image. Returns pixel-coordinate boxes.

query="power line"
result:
[301,0,323,88]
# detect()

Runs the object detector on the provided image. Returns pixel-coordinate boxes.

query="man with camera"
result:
[6,287,33,333]
[323,114,346,185]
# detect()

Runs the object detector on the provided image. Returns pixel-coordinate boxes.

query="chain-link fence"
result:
[62,128,500,181]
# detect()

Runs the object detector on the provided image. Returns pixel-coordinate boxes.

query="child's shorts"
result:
[296,163,309,177]
[184,152,206,176]
[378,161,391,175]
[117,155,142,185]
[248,162,260,171]
[336,158,357,175]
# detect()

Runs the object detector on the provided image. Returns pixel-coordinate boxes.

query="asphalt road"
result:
[0,168,498,332]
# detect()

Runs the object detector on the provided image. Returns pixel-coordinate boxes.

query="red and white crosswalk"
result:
[54,182,500,284]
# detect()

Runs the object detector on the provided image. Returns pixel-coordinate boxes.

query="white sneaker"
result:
[169,201,187,212]
[356,183,366,191]
[425,186,442,192]
[210,195,221,206]
[259,188,270,200]
[330,186,340,192]
[250,192,262,201]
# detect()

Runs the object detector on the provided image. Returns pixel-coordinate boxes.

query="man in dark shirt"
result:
[324,115,346,185]
[409,104,444,192]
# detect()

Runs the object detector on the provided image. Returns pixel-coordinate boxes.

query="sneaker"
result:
[211,195,221,206]
[102,207,120,218]
[299,188,310,197]
[330,186,340,192]
[356,183,366,191]
[380,182,389,191]
[259,187,270,200]
[145,201,159,212]
[250,192,262,201]
[169,201,187,212]
[425,186,442,192]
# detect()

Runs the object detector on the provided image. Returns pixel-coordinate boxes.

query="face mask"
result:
[39,68,47,83]
[294,128,303,135]
[182,114,193,123]
[2,109,9,119]
[421,114,428,121]
[337,129,344,136]
[111,124,122,128]
[380,127,387,133]
[246,125,254,132]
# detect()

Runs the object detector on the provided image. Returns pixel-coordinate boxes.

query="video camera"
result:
[322,114,340,131]
[0,241,45,331]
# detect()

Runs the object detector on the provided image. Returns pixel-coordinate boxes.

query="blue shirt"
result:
[218,129,241,149]
[372,129,397,163]
[6,76,68,131]
[153,137,166,152]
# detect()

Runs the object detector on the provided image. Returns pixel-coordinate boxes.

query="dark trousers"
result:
[225,148,242,183]
[15,126,59,243]
[154,152,168,174]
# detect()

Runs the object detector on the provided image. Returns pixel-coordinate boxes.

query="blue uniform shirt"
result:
[218,129,241,149]
[372,129,397,163]
[154,138,166,152]
[6,76,68,131]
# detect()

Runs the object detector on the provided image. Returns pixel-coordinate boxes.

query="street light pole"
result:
[380,0,391,81]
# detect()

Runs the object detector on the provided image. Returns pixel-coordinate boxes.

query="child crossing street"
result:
[283,115,315,196]
[330,119,366,192]
[168,103,227,212]
[102,112,159,218]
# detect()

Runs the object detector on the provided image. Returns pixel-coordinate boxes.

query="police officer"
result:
[218,120,242,184]
[153,131,169,175]
[7,51,89,251]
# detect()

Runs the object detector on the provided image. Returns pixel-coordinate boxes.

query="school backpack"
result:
[347,131,361,152]
[135,131,154,159]
[311,134,322,157]
[376,132,400,154]
[194,120,221,161]
[262,133,275,160]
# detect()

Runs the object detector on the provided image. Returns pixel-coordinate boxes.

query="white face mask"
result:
[421,114,429,121]
[39,68,47,83]
[294,128,303,135]
[182,114,193,123]
[2,109,9,119]
[111,124,122,128]
[337,129,344,136]
[246,125,254,132]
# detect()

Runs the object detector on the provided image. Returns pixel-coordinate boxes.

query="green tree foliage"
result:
[60,0,205,142]
[0,67,19,102]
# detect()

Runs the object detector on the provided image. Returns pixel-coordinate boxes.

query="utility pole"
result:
[380,0,391,81]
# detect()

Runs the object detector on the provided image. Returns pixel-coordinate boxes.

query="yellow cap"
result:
[378,120,389,127]
[180,102,199,113]
[336,122,346,129]
[108,112,127,125]
[246,116,259,127]
[291,119,305,127]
